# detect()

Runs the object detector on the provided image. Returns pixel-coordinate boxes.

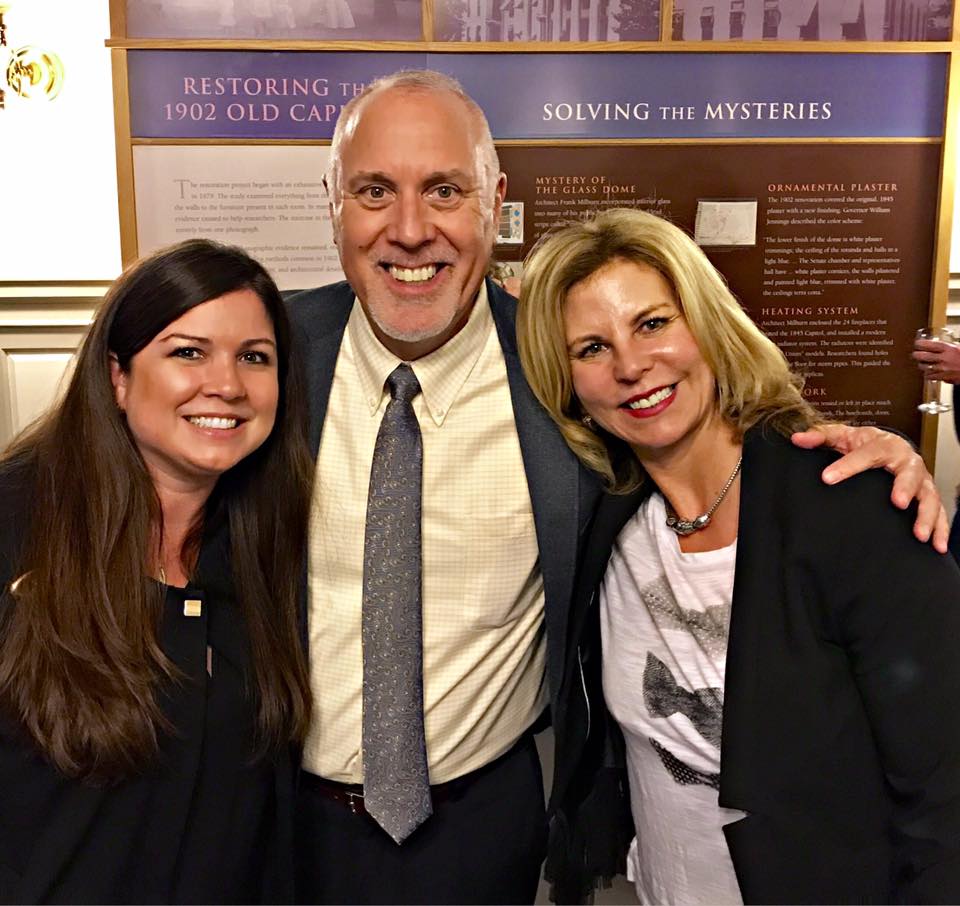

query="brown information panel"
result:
[497,143,941,440]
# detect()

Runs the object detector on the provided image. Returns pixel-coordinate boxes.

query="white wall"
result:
[0,0,120,281]
[0,1,118,448]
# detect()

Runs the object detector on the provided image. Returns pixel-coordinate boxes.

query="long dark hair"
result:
[0,239,312,781]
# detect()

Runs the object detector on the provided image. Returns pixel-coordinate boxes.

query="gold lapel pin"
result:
[183,599,202,618]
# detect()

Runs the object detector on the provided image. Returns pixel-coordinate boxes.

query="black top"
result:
[0,462,295,904]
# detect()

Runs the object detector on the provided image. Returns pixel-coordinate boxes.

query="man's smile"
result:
[386,264,441,283]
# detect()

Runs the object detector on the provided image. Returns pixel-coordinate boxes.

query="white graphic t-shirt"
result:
[600,492,745,905]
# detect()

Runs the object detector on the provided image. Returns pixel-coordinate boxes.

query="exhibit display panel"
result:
[132,144,340,286]
[497,142,940,436]
[125,0,423,40]
[122,0,951,42]
[669,0,952,41]
[107,0,958,458]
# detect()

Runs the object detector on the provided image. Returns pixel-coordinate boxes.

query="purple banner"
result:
[128,50,947,140]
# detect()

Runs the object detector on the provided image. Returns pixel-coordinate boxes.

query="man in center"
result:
[290,69,944,905]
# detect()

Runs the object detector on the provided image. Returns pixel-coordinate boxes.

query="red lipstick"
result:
[620,384,677,419]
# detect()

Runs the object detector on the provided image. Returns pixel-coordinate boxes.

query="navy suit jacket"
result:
[285,278,603,717]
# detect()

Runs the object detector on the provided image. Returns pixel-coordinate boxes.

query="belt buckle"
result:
[344,789,365,815]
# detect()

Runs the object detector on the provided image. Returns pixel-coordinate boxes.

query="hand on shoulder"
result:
[790,424,947,553]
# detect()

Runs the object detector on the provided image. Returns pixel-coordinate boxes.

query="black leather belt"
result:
[300,726,540,819]
[300,772,464,817]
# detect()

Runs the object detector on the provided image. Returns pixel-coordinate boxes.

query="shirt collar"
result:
[347,282,494,427]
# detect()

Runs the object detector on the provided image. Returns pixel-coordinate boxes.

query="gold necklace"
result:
[665,456,743,536]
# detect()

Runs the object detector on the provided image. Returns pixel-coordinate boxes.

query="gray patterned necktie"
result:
[361,363,432,844]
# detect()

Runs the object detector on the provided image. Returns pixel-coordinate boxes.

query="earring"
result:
[582,414,595,430]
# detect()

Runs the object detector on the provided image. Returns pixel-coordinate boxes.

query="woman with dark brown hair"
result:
[0,239,312,904]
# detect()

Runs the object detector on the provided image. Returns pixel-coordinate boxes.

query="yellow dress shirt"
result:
[302,284,547,783]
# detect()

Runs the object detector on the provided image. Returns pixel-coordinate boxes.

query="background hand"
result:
[913,337,960,385]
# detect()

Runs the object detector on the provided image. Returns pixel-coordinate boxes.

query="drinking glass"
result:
[916,326,955,415]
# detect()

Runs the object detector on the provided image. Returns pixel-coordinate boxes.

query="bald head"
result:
[327,69,501,216]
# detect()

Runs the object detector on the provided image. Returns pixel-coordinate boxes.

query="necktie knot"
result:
[387,363,421,404]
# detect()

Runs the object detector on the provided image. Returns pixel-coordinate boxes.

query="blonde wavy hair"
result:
[517,208,816,492]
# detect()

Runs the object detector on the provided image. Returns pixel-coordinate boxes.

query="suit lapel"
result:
[287,283,354,652]
[286,283,354,651]
[719,427,782,815]
[287,282,354,459]
[487,280,600,700]
[565,486,648,679]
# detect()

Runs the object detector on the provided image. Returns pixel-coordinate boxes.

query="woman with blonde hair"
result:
[517,208,960,904]
[0,239,312,903]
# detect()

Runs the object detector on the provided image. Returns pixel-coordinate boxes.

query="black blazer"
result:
[285,278,603,711]
[551,426,960,904]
